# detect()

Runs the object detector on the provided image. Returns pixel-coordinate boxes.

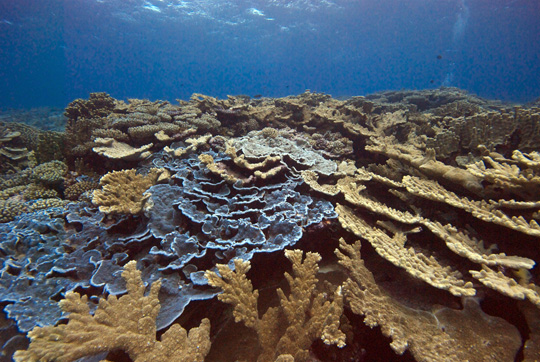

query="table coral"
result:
[93,137,153,161]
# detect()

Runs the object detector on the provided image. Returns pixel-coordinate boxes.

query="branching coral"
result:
[92,168,169,214]
[205,249,345,362]
[336,204,475,297]
[335,238,522,361]
[4,90,540,361]
[14,260,211,362]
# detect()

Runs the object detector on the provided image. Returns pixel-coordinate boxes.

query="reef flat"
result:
[1,88,540,361]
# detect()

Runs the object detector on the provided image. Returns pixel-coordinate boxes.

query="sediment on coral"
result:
[2,89,540,361]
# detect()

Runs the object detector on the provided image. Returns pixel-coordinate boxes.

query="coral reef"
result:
[205,249,345,362]
[335,238,522,361]
[14,261,211,362]
[2,89,540,361]
[92,168,169,214]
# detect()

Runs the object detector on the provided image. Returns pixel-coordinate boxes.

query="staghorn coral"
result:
[92,168,169,214]
[14,260,211,362]
[205,249,345,362]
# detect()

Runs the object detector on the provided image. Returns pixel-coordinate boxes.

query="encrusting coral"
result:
[14,260,211,362]
[205,249,345,362]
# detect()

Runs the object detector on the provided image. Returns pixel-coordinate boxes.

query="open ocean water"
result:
[0,0,539,108]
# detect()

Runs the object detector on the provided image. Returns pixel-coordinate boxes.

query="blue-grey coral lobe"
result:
[0,139,337,335]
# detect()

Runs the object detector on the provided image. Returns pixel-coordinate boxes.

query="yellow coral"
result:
[92,168,168,214]
[14,261,211,362]
[336,204,475,297]
[93,137,153,161]
[205,250,345,362]
[335,238,521,361]
[31,160,67,184]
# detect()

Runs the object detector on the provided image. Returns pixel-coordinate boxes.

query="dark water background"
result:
[0,0,539,109]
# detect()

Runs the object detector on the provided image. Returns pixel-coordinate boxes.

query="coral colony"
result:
[1,89,540,361]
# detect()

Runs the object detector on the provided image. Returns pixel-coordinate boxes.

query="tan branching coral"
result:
[403,175,540,237]
[205,250,345,362]
[92,168,169,214]
[335,238,522,361]
[336,204,475,297]
[164,133,209,157]
[128,123,182,140]
[423,220,535,269]
[366,143,483,193]
[199,144,286,185]
[14,261,211,362]
[226,145,281,171]
[466,151,540,199]
[470,265,540,306]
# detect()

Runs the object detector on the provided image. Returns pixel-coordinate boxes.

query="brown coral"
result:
[335,238,522,361]
[14,261,211,362]
[205,249,345,362]
[92,168,169,214]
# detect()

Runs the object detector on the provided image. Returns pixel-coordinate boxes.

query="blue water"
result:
[0,0,538,109]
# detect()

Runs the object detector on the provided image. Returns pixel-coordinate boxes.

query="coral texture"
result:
[14,261,211,362]
[3,90,540,361]
[205,249,345,362]
[92,168,168,214]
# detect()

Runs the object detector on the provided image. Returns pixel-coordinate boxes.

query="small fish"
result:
[436,54,442,60]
